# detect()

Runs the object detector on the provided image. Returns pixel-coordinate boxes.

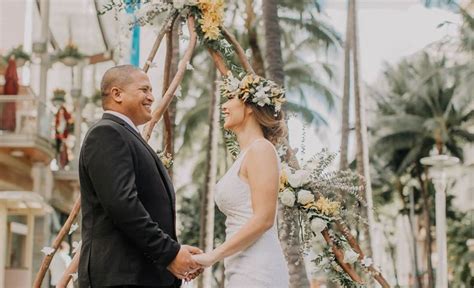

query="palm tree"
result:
[370,51,474,287]
[262,0,311,286]
[350,0,375,258]
[198,68,220,288]
[339,0,353,171]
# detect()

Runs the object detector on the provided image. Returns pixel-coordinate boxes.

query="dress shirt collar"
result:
[104,110,140,133]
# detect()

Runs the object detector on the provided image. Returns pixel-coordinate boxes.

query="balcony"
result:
[0,89,55,164]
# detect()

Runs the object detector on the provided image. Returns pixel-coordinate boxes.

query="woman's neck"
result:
[235,124,265,151]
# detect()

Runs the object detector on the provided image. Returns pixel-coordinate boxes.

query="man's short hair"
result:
[100,65,143,99]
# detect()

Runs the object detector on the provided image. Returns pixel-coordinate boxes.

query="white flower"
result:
[245,49,252,58]
[69,223,79,235]
[310,218,327,234]
[72,241,82,254]
[297,189,314,205]
[175,85,182,97]
[288,169,311,188]
[146,60,157,68]
[41,247,55,256]
[173,0,186,9]
[252,85,271,107]
[186,62,194,70]
[343,249,359,264]
[310,234,324,254]
[279,189,296,207]
[70,272,78,282]
[361,256,373,267]
[227,75,241,92]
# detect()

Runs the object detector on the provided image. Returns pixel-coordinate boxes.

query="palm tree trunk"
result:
[262,0,284,85]
[262,0,310,287]
[245,0,265,76]
[339,0,353,171]
[418,164,434,288]
[198,68,220,288]
[350,0,374,258]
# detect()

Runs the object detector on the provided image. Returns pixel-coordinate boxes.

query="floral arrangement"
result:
[219,72,286,115]
[100,0,239,73]
[278,149,382,286]
[157,150,173,168]
[194,0,224,40]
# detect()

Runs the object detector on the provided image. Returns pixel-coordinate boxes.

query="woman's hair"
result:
[247,103,287,145]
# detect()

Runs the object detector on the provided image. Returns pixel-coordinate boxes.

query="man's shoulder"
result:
[87,118,126,136]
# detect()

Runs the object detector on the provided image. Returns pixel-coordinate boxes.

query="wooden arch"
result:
[33,12,390,288]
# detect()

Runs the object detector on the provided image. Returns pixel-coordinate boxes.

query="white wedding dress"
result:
[215,139,289,288]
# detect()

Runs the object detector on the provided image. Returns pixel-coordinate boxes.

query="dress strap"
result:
[234,138,280,171]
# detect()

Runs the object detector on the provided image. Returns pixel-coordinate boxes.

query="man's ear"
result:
[110,87,123,104]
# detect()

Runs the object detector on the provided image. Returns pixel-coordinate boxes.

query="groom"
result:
[78,65,201,287]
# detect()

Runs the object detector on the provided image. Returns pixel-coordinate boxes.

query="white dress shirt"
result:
[104,110,140,133]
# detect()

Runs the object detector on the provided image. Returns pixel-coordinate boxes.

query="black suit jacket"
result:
[78,113,181,287]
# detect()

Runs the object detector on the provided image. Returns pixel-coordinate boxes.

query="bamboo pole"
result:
[162,19,177,161]
[143,10,179,73]
[56,247,81,288]
[207,49,229,76]
[142,16,198,141]
[336,221,391,288]
[33,197,81,288]
[222,27,255,75]
[321,229,364,284]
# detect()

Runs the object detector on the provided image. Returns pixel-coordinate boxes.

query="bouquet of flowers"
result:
[278,149,382,286]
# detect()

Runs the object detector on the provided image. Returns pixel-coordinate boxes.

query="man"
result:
[78,65,201,288]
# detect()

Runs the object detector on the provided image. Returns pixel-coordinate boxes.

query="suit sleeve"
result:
[82,124,180,268]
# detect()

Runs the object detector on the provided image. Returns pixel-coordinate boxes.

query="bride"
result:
[192,74,289,287]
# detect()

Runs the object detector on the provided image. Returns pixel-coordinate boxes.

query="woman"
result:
[192,74,289,287]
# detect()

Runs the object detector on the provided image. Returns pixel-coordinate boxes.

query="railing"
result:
[0,95,54,142]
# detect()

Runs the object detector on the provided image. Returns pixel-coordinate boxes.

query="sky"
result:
[288,1,461,163]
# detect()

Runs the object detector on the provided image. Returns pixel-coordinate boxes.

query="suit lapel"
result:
[101,114,176,208]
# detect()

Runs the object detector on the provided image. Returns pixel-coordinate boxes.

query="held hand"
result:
[167,245,202,279]
[191,252,217,268]
[184,267,204,282]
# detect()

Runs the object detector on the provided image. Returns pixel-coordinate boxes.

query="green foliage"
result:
[447,209,474,287]
[370,51,474,175]
[5,45,30,61]
[57,44,84,60]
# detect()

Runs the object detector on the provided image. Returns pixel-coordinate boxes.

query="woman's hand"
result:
[191,252,217,268]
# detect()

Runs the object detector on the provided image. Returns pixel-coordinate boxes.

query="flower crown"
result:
[220,72,286,116]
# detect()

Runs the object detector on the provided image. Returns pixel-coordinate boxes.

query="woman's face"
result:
[221,97,250,131]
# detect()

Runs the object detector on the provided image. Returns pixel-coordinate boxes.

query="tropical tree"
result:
[369,50,474,287]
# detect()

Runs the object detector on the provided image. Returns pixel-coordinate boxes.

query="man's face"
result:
[119,71,154,126]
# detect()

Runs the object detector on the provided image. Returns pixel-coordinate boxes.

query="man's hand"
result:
[167,245,203,279]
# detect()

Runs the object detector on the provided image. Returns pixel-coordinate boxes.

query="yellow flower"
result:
[199,16,221,40]
[315,197,341,217]
[240,75,252,89]
[197,0,213,11]
[273,96,286,111]
[303,201,317,210]
[279,169,288,191]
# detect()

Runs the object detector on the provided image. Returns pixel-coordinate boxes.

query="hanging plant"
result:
[52,88,67,106]
[57,42,84,67]
[4,45,31,67]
